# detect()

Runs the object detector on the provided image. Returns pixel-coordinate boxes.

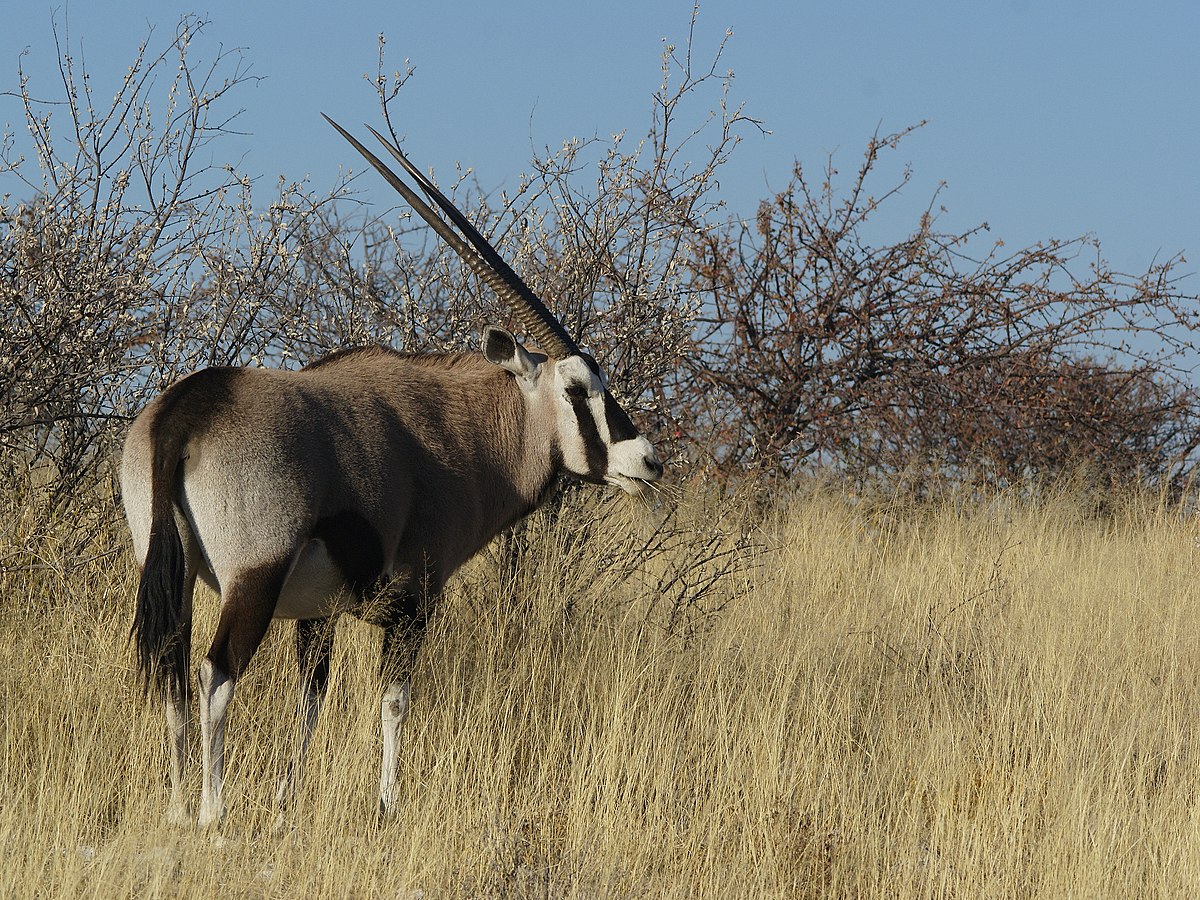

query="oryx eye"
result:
[565,383,588,400]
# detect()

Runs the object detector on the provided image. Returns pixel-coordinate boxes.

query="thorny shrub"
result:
[679,124,1200,487]
[4,9,1200,534]
[0,13,747,518]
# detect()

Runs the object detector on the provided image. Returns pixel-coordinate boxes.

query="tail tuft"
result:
[131,512,189,699]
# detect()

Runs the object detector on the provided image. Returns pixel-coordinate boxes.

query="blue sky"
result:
[2,1,1197,280]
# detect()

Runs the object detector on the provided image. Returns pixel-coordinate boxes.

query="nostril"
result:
[645,456,664,478]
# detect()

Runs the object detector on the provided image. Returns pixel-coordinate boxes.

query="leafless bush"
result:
[1,9,752,525]
[363,14,757,434]
[468,480,763,642]
[7,6,1196,524]
[0,16,361,505]
[678,123,1200,486]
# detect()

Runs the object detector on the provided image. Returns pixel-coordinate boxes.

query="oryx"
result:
[121,118,663,826]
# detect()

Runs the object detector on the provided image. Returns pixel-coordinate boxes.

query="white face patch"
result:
[551,357,609,482]
[606,435,663,494]
[550,356,663,493]
[485,329,664,493]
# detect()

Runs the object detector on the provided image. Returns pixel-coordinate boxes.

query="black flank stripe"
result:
[570,395,608,479]
[313,510,386,597]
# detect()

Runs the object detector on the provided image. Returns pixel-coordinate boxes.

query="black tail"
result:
[132,466,189,700]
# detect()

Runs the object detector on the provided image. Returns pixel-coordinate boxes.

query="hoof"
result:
[197,802,226,828]
[271,811,291,836]
[166,803,191,828]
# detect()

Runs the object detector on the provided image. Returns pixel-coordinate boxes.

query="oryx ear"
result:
[483,326,539,379]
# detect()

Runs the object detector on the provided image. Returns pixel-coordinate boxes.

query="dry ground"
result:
[3,479,1200,897]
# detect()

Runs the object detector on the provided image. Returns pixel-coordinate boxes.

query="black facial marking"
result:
[602,391,640,443]
[313,510,386,597]
[568,393,608,481]
[546,441,565,489]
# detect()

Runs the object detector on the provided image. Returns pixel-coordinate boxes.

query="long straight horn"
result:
[363,126,581,358]
[323,115,579,359]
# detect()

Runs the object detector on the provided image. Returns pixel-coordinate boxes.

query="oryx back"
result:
[122,349,549,635]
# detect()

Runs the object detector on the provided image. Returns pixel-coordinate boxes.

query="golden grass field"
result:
[3,478,1200,897]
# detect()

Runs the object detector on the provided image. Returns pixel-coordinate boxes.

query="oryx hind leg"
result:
[273,615,335,829]
[198,561,289,827]
[164,566,197,826]
[378,609,429,817]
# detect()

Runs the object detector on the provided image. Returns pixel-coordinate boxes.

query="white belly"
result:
[273,538,358,620]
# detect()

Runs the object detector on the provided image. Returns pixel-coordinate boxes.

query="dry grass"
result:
[3,479,1200,897]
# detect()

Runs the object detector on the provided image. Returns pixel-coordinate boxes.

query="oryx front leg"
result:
[378,616,425,816]
[379,679,411,815]
[274,616,335,829]
[198,564,284,827]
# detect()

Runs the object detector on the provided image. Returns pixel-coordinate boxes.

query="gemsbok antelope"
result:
[121,117,664,826]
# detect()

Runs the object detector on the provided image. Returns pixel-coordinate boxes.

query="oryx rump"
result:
[121,120,663,826]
